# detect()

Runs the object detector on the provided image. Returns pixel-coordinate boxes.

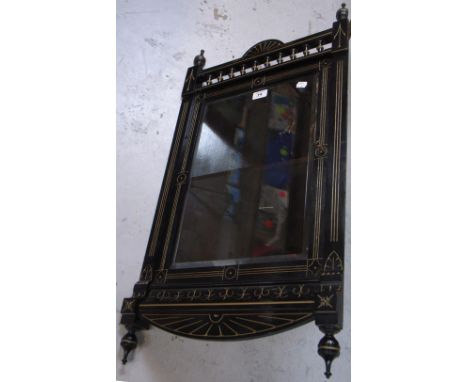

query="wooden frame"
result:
[120,4,350,379]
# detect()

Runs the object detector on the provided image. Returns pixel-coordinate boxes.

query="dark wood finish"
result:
[120,4,350,379]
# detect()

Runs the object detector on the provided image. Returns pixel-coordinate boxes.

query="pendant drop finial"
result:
[318,326,341,379]
[121,329,138,365]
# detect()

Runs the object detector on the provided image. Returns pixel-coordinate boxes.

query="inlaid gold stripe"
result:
[319,345,340,351]
[306,74,319,257]
[235,316,276,329]
[143,312,313,317]
[149,315,186,321]
[154,316,193,327]
[149,101,189,257]
[228,318,255,333]
[239,264,305,272]
[238,269,305,275]
[317,67,328,232]
[257,315,293,323]
[181,98,202,172]
[336,61,344,241]
[159,97,202,269]
[189,321,210,335]
[333,62,340,241]
[336,61,343,240]
[160,184,182,267]
[174,319,203,331]
[313,159,324,259]
[318,159,325,256]
[330,60,343,242]
[320,67,328,140]
[166,275,220,279]
[140,300,314,308]
[330,64,338,241]
[167,272,223,279]
[239,266,305,272]
[334,60,344,241]
[204,324,213,336]
[312,66,328,259]
[142,315,201,331]
[168,271,223,275]
[221,321,239,336]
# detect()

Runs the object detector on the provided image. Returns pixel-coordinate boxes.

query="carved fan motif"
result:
[242,39,284,58]
[142,312,313,338]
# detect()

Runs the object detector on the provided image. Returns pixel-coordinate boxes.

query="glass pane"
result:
[173,74,318,267]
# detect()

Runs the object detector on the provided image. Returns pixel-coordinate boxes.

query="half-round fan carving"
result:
[242,39,284,58]
[142,312,313,339]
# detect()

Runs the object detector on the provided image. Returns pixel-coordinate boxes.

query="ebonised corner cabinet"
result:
[120,4,350,379]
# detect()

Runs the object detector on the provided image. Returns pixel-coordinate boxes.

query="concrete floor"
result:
[117,1,350,381]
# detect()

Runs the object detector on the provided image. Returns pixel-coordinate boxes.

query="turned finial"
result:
[121,329,138,365]
[318,328,341,379]
[336,3,348,21]
[193,49,206,68]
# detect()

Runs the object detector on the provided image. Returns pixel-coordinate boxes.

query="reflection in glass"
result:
[174,75,318,266]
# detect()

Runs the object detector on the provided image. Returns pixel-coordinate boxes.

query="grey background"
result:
[117,1,350,381]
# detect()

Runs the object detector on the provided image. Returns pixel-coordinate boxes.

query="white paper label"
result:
[296,81,308,88]
[252,89,268,100]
